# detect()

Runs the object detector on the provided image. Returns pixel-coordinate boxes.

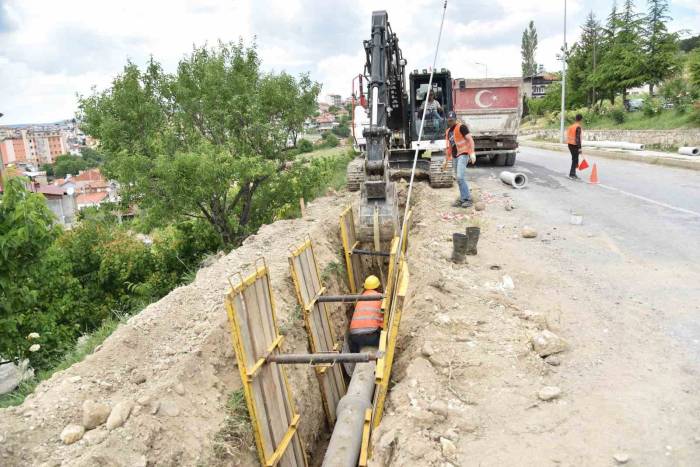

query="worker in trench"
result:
[348,275,384,352]
[443,111,476,208]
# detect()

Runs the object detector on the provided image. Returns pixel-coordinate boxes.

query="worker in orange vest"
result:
[567,114,584,179]
[349,275,384,351]
[442,111,476,208]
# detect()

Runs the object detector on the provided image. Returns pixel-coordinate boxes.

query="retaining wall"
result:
[521,128,700,147]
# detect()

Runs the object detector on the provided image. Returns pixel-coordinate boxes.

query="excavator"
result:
[348,10,454,241]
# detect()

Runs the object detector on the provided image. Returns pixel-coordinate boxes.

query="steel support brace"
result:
[317,294,385,303]
[268,352,382,365]
[352,248,390,257]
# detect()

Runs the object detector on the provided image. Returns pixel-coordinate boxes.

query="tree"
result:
[679,34,700,53]
[79,41,321,246]
[593,1,645,103]
[688,49,700,90]
[53,154,89,178]
[521,21,538,78]
[0,175,61,367]
[642,0,679,95]
[567,12,603,107]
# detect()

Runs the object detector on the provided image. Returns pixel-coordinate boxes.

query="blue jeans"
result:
[453,154,472,202]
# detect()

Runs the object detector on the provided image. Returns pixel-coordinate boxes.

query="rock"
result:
[537,386,562,401]
[421,342,435,358]
[174,383,185,396]
[131,372,147,385]
[137,396,151,406]
[82,400,111,429]
[428,400,449,418]
[106,400,134,430]
[160,400,180,417]
[613,453,630,464]
[69,375,82,383]
[440,437,457,458]
[83,428,108,446]
[521,227,538,238]
[501,275,515,290]
[150,401,160,415]
[531,330,568,357]
[60,424,85,445]
[544,355,561,366]
[474,201,486,211]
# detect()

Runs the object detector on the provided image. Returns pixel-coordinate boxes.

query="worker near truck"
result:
[349,275,384,351]
[443,111,476,208]
[567,114,584,179]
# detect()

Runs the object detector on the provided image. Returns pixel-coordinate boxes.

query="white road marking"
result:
[597,183,700,217]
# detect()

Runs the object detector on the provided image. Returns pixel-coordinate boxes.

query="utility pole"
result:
[559,0,567,143]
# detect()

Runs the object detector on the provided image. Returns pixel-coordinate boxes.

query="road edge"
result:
[520,140,700,172]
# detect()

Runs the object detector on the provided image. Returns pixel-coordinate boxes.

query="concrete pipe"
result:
[499,171,528,189]
[322,359,376,467]
[583,140,645,151]
[678,147,699,156]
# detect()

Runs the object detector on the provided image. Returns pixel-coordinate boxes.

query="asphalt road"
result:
[467,146,700,464]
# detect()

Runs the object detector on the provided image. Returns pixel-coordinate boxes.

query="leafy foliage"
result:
[521,21,538,77]
[79,41,321,246]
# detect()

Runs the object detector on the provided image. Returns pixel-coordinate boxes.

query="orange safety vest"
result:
[567,122,581,146]
[445,123,474,159]
[349,290,383,335]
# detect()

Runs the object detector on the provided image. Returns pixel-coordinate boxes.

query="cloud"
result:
[0,0,698,123]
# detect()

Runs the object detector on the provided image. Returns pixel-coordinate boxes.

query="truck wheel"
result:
[346,158,364,192]
[493,153,507,166]
[429,158,453,188]
[505,153,516,166]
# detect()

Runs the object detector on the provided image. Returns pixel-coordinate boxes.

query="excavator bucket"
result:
[357,180,399,242]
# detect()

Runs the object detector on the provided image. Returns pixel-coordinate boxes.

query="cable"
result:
[388,0,448,314]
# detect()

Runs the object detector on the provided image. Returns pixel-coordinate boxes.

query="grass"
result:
[212,388,254,460]
[0,316,123,408]
[321,260,346,284]
[528,109,698,130]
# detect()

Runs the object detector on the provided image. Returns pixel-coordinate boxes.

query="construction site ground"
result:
[2,147,700,466]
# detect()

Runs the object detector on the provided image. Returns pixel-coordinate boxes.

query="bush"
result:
[297,139,314,153]
[660,77,695,114]
[609,107,626,124]
[321,133,339,148]
[642,96,663,117]
[332,124,350,138]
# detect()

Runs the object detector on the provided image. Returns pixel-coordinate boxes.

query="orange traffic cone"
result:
[589,163,599,184]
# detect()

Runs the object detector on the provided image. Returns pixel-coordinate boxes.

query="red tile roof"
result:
[76,191,108,205]
[29,184,66,196]
[73,169,104,182]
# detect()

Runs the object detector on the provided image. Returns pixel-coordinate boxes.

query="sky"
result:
[1,0,698,124]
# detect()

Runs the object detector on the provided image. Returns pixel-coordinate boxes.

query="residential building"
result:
[76,191,109,210]
[318,102,330,113]
[327,94,342,107]
[522,73,559,99]
[54,168,118,210]
[315,112,339,131]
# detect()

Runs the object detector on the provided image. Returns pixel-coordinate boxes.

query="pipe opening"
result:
[514,174,526,186]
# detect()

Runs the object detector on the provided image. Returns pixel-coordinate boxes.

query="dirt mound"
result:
[0,192,353,467]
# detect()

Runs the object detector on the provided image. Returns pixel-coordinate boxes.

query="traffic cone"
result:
[589,163,599,184]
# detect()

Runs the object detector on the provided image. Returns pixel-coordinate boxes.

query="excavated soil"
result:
[0,191,354,467]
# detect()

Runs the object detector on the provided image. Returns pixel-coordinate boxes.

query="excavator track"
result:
[346,158,365,192]
[428,158,454,188]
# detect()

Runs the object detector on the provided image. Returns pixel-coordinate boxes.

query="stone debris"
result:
[160,400,180,417]
[531,330,568,357]
[106,400,134,430]
[174,383,186,396]
[60,424,85,445]
[440,437,457,458]
[521,226,538,238]
[474,201,486,211]
[82,400,111,430]
[537,386,562,401]
[83,429,108,446]
[421,342,435,358]
[613,453,630,464]
[428,400,449,418]
[544,355,561,366]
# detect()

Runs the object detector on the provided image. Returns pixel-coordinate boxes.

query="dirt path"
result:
[370,175,700,466]
[0,191,353,467]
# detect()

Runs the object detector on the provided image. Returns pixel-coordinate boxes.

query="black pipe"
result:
[352,248,390,257]
[268,352,382,364]
[317,294,384,303]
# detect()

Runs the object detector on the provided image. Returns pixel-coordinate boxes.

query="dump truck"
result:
[452,77,523,166]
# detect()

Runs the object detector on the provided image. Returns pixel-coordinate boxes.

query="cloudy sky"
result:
[1,0,698,124]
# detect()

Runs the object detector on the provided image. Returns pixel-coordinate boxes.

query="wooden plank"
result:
[226,267,306,467]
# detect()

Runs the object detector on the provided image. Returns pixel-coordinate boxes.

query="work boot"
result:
[460,200,474,208]
[569,174,579,180]
[452,200,463,207]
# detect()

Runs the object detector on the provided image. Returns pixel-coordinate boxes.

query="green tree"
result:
[53,154,89,178]
[0,175,61,367]
[594,1,645,103]
[332,123,350,138]
[567,12,603,107]
[521,21,538,78]
[79,41,320,246]
[688,49,700,90]
[642,0,679,95]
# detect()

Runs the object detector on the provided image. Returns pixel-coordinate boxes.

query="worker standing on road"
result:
[567,114,584,179]
[443,111,476,208]
[349,275,384,351]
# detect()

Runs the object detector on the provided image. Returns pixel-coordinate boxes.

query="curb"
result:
[520,140,700,172]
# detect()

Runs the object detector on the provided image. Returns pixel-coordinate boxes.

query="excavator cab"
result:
[409,69,453,142]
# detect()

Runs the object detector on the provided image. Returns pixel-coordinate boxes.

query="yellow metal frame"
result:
[225,262,308,467]
[372,258,409,429]
[288,238,347,426]
[358,408,373,466]
[380,238,400,322]
[339,205,359,294]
